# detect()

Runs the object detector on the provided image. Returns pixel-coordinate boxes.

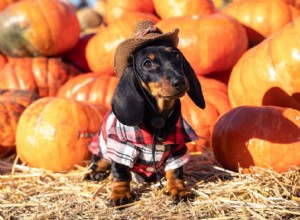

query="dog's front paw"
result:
[110,181,133,207]
[84,162,110,181]
[167,180,193,202]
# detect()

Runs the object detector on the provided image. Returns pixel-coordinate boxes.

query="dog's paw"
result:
[110,181,133,207]
[168,187,193,202]
[85,170,110,181]
[110,191,133,207]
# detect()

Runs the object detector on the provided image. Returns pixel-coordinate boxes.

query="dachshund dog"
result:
[86,40,205,207]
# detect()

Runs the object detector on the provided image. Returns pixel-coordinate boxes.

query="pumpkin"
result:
[0,53,6,69]
[0,89,39,157]
[181,76,231,151]
[0,57,80,97]
[0,0,20,11]
[57,73,119,109]
[228,15,300,111]
[157,13,248,76]
[76,7,104,34]
[62,33,94,72]
[153,0,215,19]
[16,97,106,172]
[281,0,300,8]
[212,105,300,173]
[0,0,80,57]
[86,12,159,74]
[223,0,300,47]
[104,0,155,24]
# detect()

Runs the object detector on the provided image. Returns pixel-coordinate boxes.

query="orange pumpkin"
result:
[57,73,119,109]
[0,89,39,157]
[181,76,231,151]
[104,0,155,24]
[86,12,159,74]
[281,0,300,8]
[0,0,80,57]
[228,16,300,110]
[0,57,80,97]
[0,0,21,11]
[212,105,300,173]
[16,97,105,172]
[153,0,215,19]
[223,0,300,47]
[157,13,248,76]
[0,53,6,69]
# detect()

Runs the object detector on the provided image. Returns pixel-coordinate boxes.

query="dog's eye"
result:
[143,59,153,69]
[172,51,181,61]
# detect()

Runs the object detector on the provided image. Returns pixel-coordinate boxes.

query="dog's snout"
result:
[171,78,186,90]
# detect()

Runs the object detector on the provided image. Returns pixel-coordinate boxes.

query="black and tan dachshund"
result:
[86,40,205,207]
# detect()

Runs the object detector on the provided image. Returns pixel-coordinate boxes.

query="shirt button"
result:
[146,167,155,173]
[156,145,164,151]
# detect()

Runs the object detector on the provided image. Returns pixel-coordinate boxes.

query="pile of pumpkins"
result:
[0,0,299,173]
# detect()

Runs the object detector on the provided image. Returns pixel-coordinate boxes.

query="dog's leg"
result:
[85,156,111,181]
[166,167,191,202]
[110,162,133,206]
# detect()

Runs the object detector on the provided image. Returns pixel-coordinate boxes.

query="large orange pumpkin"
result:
[0,0,80,57]
[228,15,300,110]
[104,0,155,24]
[157,13,248,76]
[86,12,159,75]
[16,97,105,172]
[0,57,80,97]
[181,76,231,151]
[0,53,6,69]
[153,0,215,19]
[0,0,21,11]
[0,89,39,157]
[223,0,300,46]
[57,73,119,109]
[212,105,300,173]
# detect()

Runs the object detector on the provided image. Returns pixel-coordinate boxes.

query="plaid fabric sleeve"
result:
[164,144,190,171]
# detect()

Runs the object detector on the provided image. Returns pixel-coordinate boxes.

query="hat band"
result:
[133,24,162,38]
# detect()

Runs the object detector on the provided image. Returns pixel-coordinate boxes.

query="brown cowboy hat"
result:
[114,20,179,77]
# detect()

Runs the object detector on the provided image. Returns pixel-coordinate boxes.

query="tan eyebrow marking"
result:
[164,47,173,52]
[148,53,155,60]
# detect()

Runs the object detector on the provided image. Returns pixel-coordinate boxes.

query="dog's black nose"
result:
[171,78,186,90]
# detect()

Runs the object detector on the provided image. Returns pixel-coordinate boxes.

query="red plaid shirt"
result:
[89,110,198,183]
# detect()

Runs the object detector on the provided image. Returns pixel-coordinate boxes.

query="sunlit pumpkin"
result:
[212,105,300,173]
[104,0,155,24]
[181,76,231,151]
[223,0,300,47]
[0,0,80,57]
[86,12,159,74]
[0,89,39,157]
[0,57,80,97]
[157,13,248,76]
[228,15,300,110]
[57,73,119,109]
[16,97,106,172]
[153,0,215,19]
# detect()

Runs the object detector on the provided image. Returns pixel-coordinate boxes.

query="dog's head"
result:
[112,42,205,126]
[111,21,205,126]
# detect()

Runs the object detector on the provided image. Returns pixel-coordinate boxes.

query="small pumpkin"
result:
[223,0,300,47]
[157,13,248,76]
[228,15,300,110]
[104,0,155,24]
[0,0,80,57]
[181,76,231,151]
[0,89,39,157]
[153,0,215,19]
[16,97,106,172]
[0,57,80,97]
[57,73,119,109]
[86,12,159,74]
[212,105,300,173]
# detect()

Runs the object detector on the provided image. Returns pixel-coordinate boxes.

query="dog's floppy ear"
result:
[111,67,144,126]
[183,56,205,109]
